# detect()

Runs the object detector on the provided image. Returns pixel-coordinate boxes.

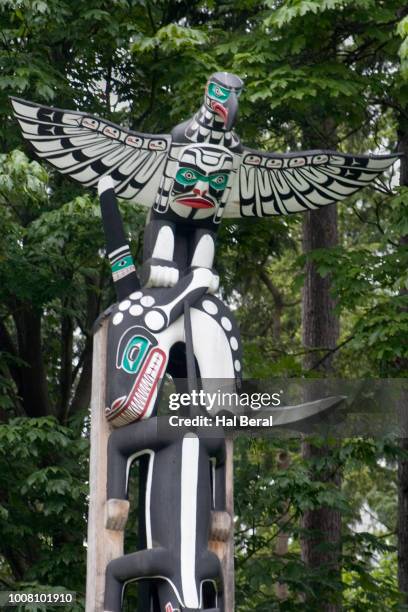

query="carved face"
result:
[105,295,168,427]
[169,144,233,220]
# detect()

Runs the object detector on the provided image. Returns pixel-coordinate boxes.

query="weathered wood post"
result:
[209,438,235,611]
[86,318,125,611]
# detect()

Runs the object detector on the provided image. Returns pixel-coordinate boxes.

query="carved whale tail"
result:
[98,176,140,300]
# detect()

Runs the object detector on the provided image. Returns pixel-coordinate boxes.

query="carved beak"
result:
[213,92,238,130]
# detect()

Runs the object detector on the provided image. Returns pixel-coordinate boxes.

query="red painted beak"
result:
[212,101,229,125]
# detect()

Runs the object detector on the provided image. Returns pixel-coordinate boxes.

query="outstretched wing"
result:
[10,97,171,208]
[225,148,400,218]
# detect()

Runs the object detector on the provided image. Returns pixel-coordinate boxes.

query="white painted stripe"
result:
[210,458,216,508]
[144,451,154,549]
[108,244,129,259]
[180,435,199,607]
[125,450,154,548]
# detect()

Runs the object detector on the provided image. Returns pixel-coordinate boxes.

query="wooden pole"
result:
[86,318,129,612]
[209,438,235,611]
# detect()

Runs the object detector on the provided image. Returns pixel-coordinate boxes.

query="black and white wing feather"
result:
[11,97,171,208]
[225,149,400,218]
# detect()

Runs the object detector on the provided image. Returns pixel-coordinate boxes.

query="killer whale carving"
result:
[10,72,400,612]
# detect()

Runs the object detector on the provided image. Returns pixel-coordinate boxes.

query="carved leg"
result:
[190,229,219,294]
[104,548,174,612]
[199,550,224,612]
[142,218,179,288]
[107,417,162,500]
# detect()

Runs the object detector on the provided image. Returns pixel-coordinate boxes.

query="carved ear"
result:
[98,177,140,300]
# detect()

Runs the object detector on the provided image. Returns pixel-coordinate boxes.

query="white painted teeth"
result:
[125,351,164,420]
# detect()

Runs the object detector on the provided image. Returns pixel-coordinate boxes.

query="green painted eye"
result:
[176,167,201,186]
[122,336,150,374]
[209,173,228,190]
[111,255,134,273]
[208,82,230,103]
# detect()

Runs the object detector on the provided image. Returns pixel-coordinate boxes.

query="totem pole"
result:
[11,72,400,612]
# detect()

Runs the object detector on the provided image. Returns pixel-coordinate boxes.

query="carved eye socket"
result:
[289,157,306,167]
[121,336,150,374]
[312,154,329,164]
[149,139,166,151]
[209,173,228,190]
[103,126,119,138]
[208,82,230,102]
[266,159,283,169]
[245,154,261,166]
[82,117,98,130]
[126,135,143,148]
[176,167,200,185]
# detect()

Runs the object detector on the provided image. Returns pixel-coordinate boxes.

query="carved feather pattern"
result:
[225,149,400,218]
[10,97,171,208]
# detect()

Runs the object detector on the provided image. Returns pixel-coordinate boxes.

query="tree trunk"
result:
[274,450,290,600]
[301,202,341,612]
[13,305,52,417]
[58,307,73,420]
[397,114,408,601]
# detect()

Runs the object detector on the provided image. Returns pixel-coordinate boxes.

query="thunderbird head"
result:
[204,72,243,131]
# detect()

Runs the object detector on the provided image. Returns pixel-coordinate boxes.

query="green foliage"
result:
[0,415,88,607]
[131,23,208,53]
[398,16,408,80]
[295,187,408,373]
[234,436,405,610]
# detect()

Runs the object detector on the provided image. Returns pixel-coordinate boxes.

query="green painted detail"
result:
[176,167,229,191]
[208,82,230,103]
[111,255,134,273]
[121,336,150,374]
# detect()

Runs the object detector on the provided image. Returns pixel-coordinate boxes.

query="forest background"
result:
[0,0,407,610]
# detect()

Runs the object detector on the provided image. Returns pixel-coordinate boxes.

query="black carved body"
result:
[105,421,225,611]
